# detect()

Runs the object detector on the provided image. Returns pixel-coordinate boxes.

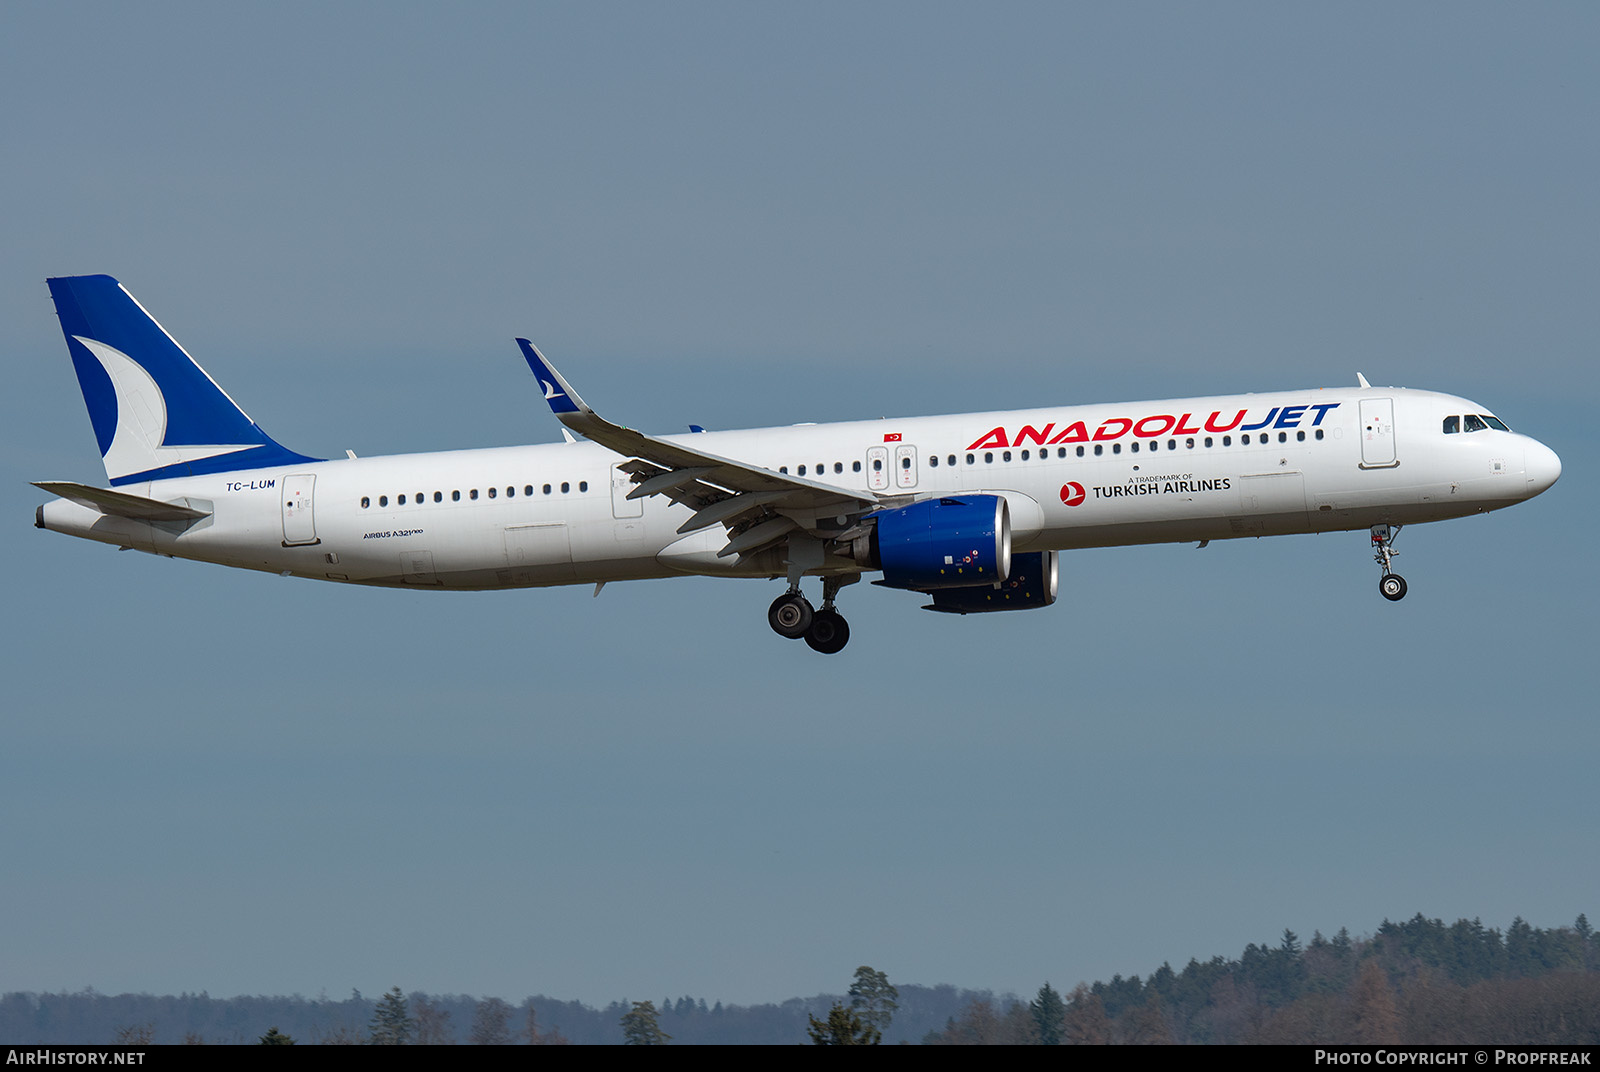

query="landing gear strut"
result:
[1371,524,1407,601]
[767,574,855,654]
[804,574,855,654]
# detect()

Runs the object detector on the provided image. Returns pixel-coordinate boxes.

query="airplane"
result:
[34,274,1561,654]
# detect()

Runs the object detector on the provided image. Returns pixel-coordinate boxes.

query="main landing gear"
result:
[768,575,854,654]
[1371,524,1407,602]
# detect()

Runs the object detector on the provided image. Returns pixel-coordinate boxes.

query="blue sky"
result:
[1,3,1594,1010]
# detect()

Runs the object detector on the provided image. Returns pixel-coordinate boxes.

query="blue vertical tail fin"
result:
[46,274,319,486]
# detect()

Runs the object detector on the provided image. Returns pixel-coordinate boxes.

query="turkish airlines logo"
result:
[1060,482,1085,507]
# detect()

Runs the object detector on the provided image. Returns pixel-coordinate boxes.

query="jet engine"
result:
[858,495,1011,591]
[922,551,1058,614]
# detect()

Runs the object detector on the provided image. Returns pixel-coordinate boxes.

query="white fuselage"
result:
[39,385,1559,589]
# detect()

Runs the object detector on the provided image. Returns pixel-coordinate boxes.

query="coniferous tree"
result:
[808,1002,880,1045]
[1030,982,1065,1045]
[620,1000,669,1045]
[848,966,899,1036]
[368,987,412,1045]
[258,1027,295,1045]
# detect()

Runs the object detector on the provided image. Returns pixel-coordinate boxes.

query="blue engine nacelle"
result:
[922,551,1059,614]
[871,495,1011,591]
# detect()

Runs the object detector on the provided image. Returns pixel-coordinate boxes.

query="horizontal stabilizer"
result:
[33,481,211,522]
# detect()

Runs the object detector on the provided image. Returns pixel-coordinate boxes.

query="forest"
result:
[2,913,1594,1044]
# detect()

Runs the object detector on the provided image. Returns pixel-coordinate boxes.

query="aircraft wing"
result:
[517,340,882,540]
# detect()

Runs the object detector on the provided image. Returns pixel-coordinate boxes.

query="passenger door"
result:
[1359,398,1398,468]
[281,474,319,546]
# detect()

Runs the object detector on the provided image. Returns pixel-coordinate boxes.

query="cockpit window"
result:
[1482,415,1509,431]
[1442,415,1460,434]
[1464,414,1489,433]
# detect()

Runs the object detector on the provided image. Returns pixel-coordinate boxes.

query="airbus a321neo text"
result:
[34,275,1562,654]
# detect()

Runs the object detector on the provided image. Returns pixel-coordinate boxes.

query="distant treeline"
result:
[926,914,1599,1045]
[0,986,987,1045]
[3,913,1594,1044]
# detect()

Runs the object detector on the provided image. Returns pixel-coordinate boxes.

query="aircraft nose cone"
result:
[1524,439,1561,497]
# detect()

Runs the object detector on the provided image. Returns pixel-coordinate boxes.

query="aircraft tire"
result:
[769,593,814,638]
[1380,574,1408,601]
[804,609,850,655]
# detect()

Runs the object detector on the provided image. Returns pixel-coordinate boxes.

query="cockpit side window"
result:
[1482,415,1509,431]
[1465,414,1489,433]
[1442,415,1460,434]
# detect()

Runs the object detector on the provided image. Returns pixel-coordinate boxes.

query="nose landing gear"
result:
[1371,524,1407,601]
